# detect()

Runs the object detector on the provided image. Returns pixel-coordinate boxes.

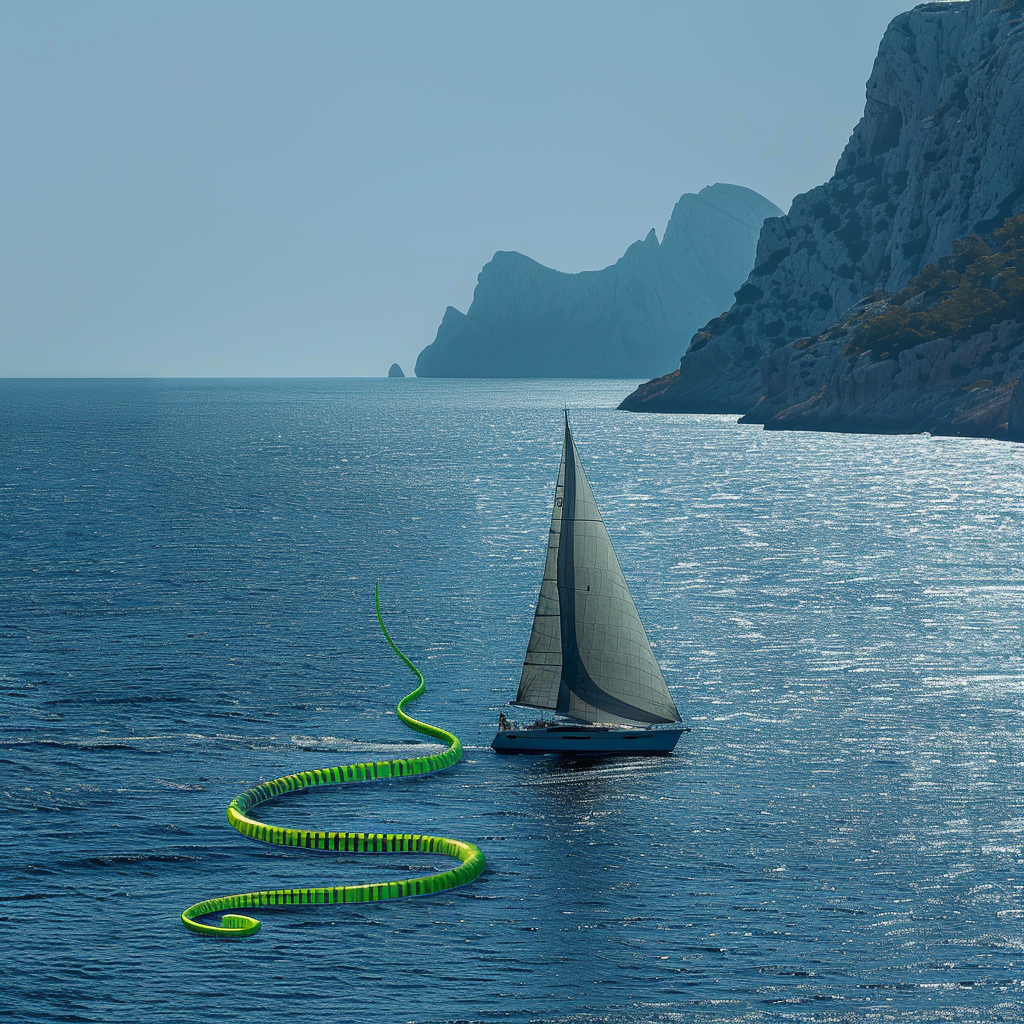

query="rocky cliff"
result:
[741,216,1024,439]
[622,0,1024,422]
[414,184,781,378]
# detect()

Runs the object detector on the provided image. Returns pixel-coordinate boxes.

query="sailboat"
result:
[491,414,686,755]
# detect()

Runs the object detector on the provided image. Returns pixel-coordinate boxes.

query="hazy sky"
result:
[1,0,918,377]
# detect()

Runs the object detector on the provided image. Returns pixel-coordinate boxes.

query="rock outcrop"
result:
[747,320,1023,438]
[740,216,1024,439]
[622,0,1024,418]
[1010,368,1024,441]
[415,184,781,378]
[388,363,405,378]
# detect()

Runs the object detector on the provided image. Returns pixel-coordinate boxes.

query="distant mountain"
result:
[622,0,1024,440]
[414,184,781,379]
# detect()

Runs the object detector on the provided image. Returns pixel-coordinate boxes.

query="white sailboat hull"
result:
[491,724,685,755]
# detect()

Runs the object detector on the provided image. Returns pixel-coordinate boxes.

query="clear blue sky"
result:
[1,0,916,377]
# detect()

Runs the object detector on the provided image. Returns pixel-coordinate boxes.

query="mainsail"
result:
[515,416,681,726]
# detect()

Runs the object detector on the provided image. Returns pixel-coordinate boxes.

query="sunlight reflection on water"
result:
[1,378,1022,1022]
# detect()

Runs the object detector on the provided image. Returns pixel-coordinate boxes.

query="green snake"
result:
[181,585,485,937]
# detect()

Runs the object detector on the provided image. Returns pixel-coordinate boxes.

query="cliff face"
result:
[747,317,1023,438]
[740,216,1024,439]
[622,0,1024,414]
[414,184,781,379]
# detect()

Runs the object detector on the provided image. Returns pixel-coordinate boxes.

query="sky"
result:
[1,0,919,378]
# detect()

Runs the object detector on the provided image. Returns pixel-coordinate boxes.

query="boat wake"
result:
[180,584,485,937]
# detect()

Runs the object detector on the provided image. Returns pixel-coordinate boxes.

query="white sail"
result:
[515,417,680,726]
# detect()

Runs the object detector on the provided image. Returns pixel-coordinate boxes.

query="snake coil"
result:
[181,585,485,937]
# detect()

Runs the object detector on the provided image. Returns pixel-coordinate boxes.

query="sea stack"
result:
[388,363,405,378]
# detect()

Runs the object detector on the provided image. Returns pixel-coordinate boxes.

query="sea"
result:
[1,378,1022,1023]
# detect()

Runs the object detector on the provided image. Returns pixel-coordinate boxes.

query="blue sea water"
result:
[1,377,1022,1023]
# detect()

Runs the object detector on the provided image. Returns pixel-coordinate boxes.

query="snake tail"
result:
[180,584,485,937]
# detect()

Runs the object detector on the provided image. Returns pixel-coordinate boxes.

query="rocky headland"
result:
[742,216,1024,440]
[622,0,1024,441]
[415,184,781,379]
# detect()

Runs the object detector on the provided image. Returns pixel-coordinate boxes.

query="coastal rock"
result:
[415,184,781,378]
[742,316,1024,439]
[1008,377,1024,441]
[622,0,1024,413]
[388,363,406,378]
[739,216,1024,440]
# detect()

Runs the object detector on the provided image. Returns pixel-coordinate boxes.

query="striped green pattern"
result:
[181,585,485,937]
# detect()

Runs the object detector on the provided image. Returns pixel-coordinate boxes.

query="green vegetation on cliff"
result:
[845,216,1024,361]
